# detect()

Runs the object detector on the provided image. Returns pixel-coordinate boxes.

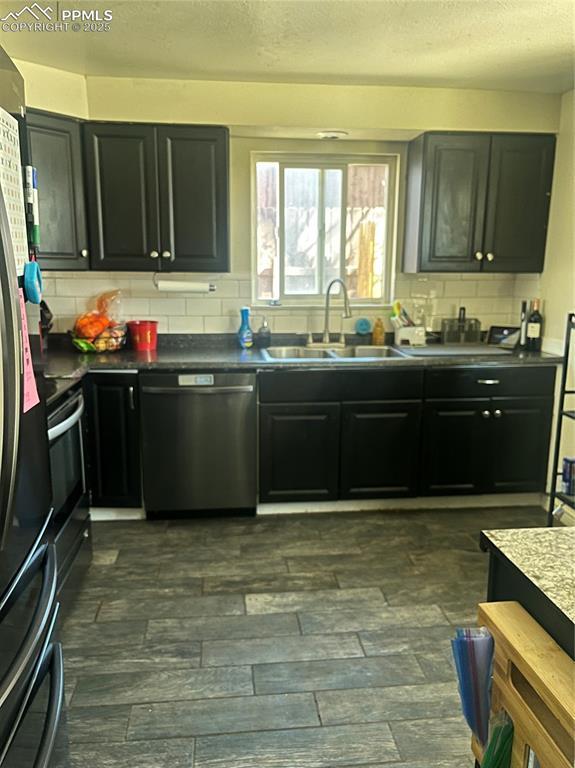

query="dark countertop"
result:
[36,344,562,379]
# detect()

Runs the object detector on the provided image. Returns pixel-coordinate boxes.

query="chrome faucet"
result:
[322,278,352,344]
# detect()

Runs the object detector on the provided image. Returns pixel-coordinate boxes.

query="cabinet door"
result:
[420,134,490,272]
[340,402,421,498]
[421,399,489,495]
[85,374,141,507]
[488,398,553,493]
[27,112,89,270]
[483,135,555,273]
[260,403,340,503]
[83,123,160,271]
[157,126,229,272]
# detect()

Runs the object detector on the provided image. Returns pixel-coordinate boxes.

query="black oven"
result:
[46,382,91,589]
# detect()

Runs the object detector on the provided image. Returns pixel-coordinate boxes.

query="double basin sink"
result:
[261,345,407,362]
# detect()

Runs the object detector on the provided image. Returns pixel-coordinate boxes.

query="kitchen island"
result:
[481,527,575,658]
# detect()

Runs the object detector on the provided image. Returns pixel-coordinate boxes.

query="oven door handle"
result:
[47,396,84,442]
[33,643,64,768]
[0,544,57,708]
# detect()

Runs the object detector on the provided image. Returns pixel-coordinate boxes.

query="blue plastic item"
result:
[355,317,372,335]
[238,307,254,349]
[23,261,43,304]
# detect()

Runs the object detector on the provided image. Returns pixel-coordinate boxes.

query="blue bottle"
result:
[238,306,254,349]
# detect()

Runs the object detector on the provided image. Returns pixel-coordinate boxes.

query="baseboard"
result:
[90,507,146,521]
[257,493,546,516]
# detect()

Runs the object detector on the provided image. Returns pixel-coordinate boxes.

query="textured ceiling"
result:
[0,0,573,93]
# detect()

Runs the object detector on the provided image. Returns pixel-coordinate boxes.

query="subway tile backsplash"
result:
[41,270,533,336]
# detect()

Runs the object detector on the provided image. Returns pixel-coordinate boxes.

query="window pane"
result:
[284,168,320,295]
[323,169,342,291]
[256,162,279,301]
[345,164,389,300]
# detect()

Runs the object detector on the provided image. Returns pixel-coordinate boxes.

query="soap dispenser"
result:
[257,317,272,349]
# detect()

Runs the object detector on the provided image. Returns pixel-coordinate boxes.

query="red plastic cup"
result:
[127,320,158,351]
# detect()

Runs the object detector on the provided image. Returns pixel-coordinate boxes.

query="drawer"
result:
[258,369,424,403]
[424,366,556,399]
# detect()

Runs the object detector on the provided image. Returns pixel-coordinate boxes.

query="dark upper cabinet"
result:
[27,111,89,270]
[259,403,340,503]
[83,122,229,272]
[407,133,490,273]
[340,401,421,498]
[483,135,555,273]
[157,126,229,272]
[83,123,160,271]
[84,373,141,507]
[404,132,555,274]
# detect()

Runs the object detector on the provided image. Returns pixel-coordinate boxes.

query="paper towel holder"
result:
[152,273,216,293]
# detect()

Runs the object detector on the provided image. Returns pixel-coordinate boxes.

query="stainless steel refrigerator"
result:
[0,48,67,768]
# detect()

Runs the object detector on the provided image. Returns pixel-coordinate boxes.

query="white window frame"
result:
[251,152,400,308]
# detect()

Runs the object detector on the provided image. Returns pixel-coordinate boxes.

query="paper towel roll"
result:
[155,280,215,293]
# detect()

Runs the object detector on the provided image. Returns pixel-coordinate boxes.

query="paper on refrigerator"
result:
[0,106,28,276]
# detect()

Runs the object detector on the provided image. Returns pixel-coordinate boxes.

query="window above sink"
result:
[252,153,399,308]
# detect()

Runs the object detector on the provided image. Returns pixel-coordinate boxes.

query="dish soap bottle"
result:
[372,318,385,346]
[238,307,254,349]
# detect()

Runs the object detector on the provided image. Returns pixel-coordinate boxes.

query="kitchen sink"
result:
[331,346,407,359]
[262,346,335,360]
[261,345,409,362]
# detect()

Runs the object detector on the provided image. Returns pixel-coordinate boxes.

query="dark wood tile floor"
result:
[60,505,545,767]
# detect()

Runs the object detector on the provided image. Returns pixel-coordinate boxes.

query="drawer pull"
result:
[477,379,500,385]
[481,410,491,419]
[493,409,502,418]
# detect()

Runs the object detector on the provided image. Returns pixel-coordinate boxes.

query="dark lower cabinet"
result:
[340,401,421,498]
[489,398,553,492]
[259,403,340,502]
[421,396,553,496]
[421,399,488,495]
[84,373,141,507]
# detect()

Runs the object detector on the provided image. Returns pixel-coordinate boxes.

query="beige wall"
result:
[14,59,89,118]
[540,90,575,354]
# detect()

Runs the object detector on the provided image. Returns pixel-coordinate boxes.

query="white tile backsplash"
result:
[41,269,527,335]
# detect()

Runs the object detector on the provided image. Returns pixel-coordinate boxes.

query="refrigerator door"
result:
[0,183,52,602]
[0,182,23,551]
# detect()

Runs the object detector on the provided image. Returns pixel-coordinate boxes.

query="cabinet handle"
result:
[162,250,173,261]
[481,410,491,419]
[149,250,159,259]
[493,409,502,418]
[474,251,484,261]
[127,386,135,411]
[477,379,500,385]
[486,252,495,262]
[80,249,88,258]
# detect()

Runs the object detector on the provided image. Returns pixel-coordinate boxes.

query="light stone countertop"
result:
[482,527,575,624]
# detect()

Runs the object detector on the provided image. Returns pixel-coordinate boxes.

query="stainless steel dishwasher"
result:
[140,372,257,515]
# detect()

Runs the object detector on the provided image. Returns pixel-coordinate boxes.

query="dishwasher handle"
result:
[142,385,255,396]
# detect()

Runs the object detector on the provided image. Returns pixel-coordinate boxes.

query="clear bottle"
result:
[372,317,385,345]
[238,307,254,349]
[526,298,543,352]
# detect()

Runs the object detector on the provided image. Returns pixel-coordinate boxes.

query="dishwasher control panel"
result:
[178,374,214,386]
